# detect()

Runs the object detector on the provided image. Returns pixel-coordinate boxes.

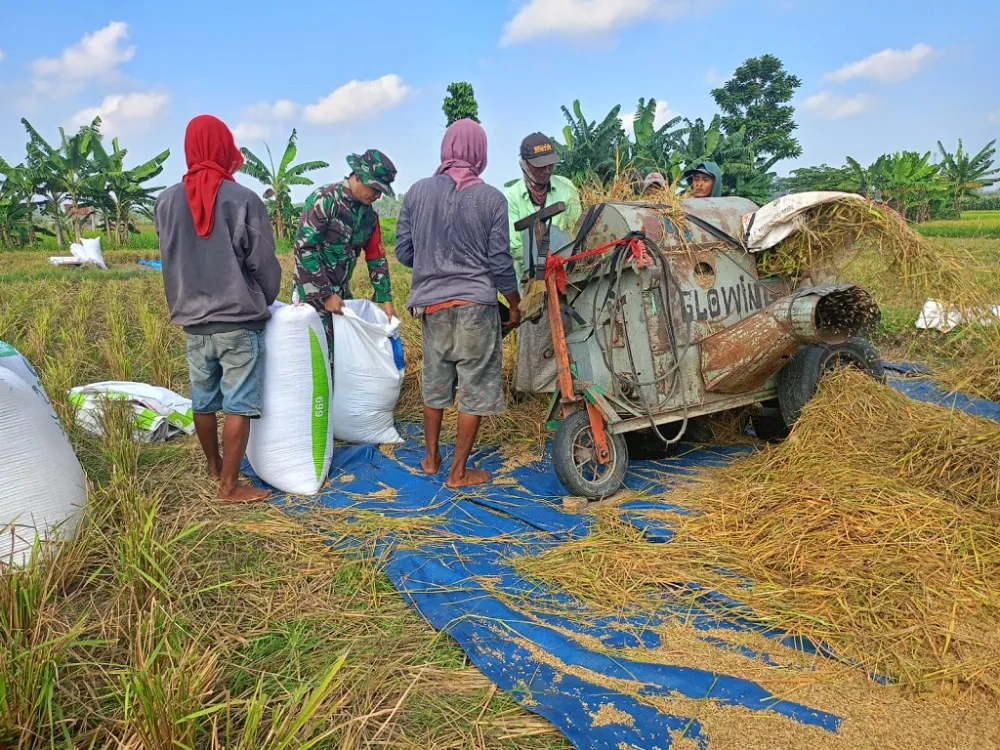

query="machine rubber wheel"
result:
[552,410,629,500]
[777,337,884,426]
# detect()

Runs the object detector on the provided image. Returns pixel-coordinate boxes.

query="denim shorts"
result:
[185,329,265,417]
[421,304,504,417]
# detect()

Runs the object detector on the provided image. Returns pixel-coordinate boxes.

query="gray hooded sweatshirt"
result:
[154,180,282,334]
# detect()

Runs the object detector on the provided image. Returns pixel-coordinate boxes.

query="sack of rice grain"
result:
[331,299,405,445]
[0,360,86,568]
[246,302,334,495]
[68,382,195,443]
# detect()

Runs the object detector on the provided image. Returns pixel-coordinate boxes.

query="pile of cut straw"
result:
[517,369,1000,694]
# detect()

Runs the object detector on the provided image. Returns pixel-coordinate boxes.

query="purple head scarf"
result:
[434,118,487,191]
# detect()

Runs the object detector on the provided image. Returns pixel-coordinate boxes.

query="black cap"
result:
[520,133,561,167]
[682,163,713,182]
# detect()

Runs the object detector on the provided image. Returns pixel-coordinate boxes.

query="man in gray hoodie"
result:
[154,115,282,504]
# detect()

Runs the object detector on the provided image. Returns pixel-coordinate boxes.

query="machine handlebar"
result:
[513,201,566,232]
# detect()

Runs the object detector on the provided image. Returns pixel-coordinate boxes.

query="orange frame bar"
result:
[545,272,611,464]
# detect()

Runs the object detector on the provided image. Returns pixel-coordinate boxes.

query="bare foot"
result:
[207,458,222,481]
[445,467,491,489]
[217,484,271,505]
[420,450,443,476]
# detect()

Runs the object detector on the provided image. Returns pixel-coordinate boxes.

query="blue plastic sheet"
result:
[138,259,162,271]
[243,369,1000,749]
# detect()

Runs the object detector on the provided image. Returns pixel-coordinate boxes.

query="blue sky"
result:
[1,0,998,200]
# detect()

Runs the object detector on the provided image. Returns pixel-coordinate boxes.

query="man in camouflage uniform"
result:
[293,149,398,348]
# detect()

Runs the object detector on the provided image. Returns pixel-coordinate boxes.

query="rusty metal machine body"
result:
[537,197,882,499]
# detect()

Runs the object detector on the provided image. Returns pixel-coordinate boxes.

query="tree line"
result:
[0,117,169,248]
[1,56,998,249]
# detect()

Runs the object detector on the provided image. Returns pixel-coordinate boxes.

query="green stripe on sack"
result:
[309,327,331,482]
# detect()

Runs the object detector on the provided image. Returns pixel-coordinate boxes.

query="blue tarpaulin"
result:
[138,259,162,271]
[243,367,1000,749]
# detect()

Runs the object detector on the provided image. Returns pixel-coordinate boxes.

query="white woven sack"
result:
[0,368,86,568]
[331,299,404,445]
[82,237,107,269]
[246,302,334,495]
[0,341,59,423]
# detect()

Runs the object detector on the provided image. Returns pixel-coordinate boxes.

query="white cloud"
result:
[303,74,411,125]
[70,92,170,133]
[230,100,299,142]
[803,91,875,120]
[0,50,6,64]
[32,21,135,81]
[245,99,299,121]
[824,43,937,84]
[232,121,275,142]
[988,110,1000,125]
[620,100,675,132]
[500,0,703,45]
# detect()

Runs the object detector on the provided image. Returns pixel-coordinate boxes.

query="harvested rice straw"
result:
[516,369,1000,695]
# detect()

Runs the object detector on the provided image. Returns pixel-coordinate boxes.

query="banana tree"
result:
[238,129,328,241]
[936,139,999,212]
[554,99,629,187]
[22,116,104,244]
[626,97,685,177]
[88,137,169,246]
[871,151,945,222]
[0,158,48,247]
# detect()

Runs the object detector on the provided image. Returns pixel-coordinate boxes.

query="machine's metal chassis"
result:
[533,198,879,499]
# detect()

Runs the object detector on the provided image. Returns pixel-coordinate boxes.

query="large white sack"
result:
[246,302,335,495]
[914,298,1000,333]
[0,368,87,568]
[68,381,195,443]
[82,237,107,269]
[0,340,59,422]
[331,299,405,445]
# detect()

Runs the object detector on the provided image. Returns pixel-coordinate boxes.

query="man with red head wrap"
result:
[154,114,282,504]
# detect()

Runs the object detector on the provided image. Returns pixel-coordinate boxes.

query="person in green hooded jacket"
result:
[682,161,723,198]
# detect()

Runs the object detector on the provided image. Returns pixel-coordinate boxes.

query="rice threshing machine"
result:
[515,197,883,499]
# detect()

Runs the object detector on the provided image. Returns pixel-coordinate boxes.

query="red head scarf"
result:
[182,115,245,238]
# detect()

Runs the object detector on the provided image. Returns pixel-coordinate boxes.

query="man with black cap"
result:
[292,148,399,354]
[682,161,723,199]
[504,133,582,394]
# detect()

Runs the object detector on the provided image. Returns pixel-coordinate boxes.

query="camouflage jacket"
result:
[292,181,392,306]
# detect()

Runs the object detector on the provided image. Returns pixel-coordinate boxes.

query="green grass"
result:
[915,210,1000,238]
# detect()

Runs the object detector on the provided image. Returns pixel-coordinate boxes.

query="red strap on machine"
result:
[544,236,647,293]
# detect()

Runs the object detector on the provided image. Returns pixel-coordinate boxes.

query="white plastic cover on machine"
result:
[246,301,335,495]
[0,344,86,568]
[331,299,405,445]
[742,191,865,252]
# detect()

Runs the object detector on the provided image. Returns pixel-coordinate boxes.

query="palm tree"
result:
[936,139,999,212]
[88,137,169,246]
[22,116,104,244]
[238,129,328,241]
